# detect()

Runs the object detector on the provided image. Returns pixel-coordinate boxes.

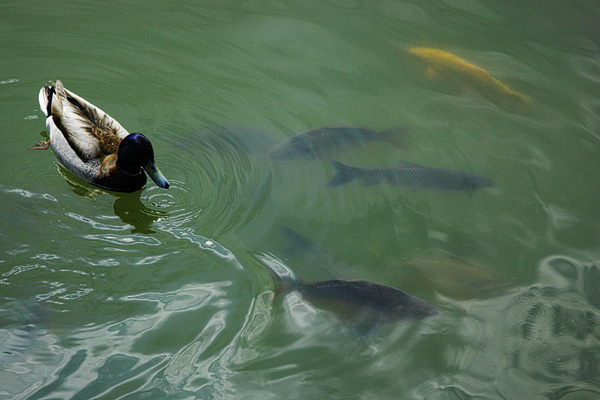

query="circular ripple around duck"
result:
[158,126,278,237]
[143,179,206,227]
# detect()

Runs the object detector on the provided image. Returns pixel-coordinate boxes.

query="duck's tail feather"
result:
[38,84,54,117]
[38,80,66,118]
[328,159,358,187]
[50,80,66,118]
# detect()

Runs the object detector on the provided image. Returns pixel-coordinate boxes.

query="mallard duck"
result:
[33,80,170,192]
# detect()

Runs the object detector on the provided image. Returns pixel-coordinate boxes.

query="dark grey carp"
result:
[329,159,493,191]
[268,126,408,160]
[262,254,438,334]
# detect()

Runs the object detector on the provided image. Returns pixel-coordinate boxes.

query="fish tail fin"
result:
[265,263,298,298]
[328,159,358,187]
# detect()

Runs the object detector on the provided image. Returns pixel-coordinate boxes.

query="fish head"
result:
[268,136,316,160]
[408,47,451,70]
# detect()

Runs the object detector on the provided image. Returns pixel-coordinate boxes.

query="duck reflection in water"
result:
[54,167,167,234]
[113,191,168,234]
[261,252,437,335]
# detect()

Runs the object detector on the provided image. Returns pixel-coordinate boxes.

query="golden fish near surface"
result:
[409,47,532,110]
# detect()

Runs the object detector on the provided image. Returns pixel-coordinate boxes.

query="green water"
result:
[2,0,600,399]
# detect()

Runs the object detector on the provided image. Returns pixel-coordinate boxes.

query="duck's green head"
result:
[117,133,170,189]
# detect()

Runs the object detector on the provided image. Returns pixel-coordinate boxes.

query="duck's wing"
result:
[40,80,130,162]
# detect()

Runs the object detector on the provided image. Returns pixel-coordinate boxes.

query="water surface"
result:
[2,0,600,399]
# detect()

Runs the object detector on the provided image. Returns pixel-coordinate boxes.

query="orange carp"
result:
[409,47,532,110]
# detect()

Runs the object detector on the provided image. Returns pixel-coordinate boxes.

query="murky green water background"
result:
[2,1,600,399]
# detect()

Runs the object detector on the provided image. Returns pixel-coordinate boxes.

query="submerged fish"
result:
[329,159,493,191]
[409,47,532,110]
[263,255,438,334]
[397,251,513,300]
[268,126,408,160]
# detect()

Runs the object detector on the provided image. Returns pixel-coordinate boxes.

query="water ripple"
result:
[0,184,57,202]
[134,254,169,265]
[160,126,278,237]
[161,226,241,266]
[144,179,204,227]
[82,233,162,246]
[66,212,130,231]
[549,386,600,400]
[2,263,48,277]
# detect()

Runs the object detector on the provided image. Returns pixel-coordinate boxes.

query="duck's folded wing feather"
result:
[50,82,130,162]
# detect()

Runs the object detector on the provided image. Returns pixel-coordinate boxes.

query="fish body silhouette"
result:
[398,251,512,300]
[410,47,531,109]
[269,126,407,160]
[263,255,437,334]
[329,159,493,191]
